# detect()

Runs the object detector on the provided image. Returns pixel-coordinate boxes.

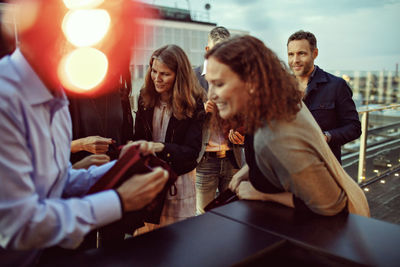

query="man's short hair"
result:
[287,30,317,51]
[208,26,230,45]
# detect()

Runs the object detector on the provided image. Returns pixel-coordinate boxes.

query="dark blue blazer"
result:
[304,66,361,163]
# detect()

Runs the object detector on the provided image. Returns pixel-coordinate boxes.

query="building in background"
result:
[330,69,400,107]
[130,4,248,93]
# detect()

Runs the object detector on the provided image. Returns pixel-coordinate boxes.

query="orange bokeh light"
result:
[62,9,110,47]
[59,47,108,92]
[63,0,104,9]
[58,0,153,95]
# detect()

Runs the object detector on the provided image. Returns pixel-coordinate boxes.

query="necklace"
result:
[159,101,167,130]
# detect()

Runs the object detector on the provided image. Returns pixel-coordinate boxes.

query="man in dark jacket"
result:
[287,30,361,164]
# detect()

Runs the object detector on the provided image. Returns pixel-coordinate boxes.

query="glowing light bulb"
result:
[364,188,369,192]
[62,9,110,47]
[59,47,108,91]
[63,0,104,9]
[380,180,386,184]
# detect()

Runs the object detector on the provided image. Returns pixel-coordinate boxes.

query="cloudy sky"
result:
[148,0,400,72]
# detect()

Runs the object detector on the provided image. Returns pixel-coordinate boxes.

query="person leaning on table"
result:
[204,35,369,217]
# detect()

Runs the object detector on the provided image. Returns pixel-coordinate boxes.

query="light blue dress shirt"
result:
[0,49,122,266]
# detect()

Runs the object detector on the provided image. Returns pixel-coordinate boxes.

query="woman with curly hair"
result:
[205,35,369,217]
[132,44,206,233]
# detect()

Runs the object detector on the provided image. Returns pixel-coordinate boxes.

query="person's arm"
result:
[133,119,202,176]
[157,99,206,175]
[0,140,166,251]
[229,164,249,192]
[70,136,114,154]
[72,154,110,169]
[236,162,347,215]
[288,162,348,216]
[132,98,205,175]
[63,161,116,197]
[255,149,347,215]
[235,181,294,208]
[253,124,348,216]
[0,108,121,250]
[327,80,361,146]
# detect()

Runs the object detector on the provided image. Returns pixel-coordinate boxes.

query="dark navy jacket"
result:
[133,96,205,176]
[194,65,208,91]
[304,66,361,163]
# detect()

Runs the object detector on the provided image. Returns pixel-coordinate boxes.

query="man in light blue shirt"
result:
[0,1,168,266]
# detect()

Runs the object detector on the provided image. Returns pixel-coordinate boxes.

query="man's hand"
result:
[204,100,216,113]
[71,136,114,154]
[116,167,169,212]
[228,129,244,145]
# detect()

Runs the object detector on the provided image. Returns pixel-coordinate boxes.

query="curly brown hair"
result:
[205,35,302,134]
[141,44,205,120]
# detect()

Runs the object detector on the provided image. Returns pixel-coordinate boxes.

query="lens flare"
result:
[63,0,104,9]
[60,47,108,91]
[62,9,110,47]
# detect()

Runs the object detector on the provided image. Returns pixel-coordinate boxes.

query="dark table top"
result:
[211,200,400,267]
[51,211,284,267]
[43,200,400,267]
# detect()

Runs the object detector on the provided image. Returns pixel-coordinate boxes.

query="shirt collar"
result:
[201,60,208,76]
[9,48,68,107]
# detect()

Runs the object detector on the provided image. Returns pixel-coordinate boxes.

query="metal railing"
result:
[357,104,400,183]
